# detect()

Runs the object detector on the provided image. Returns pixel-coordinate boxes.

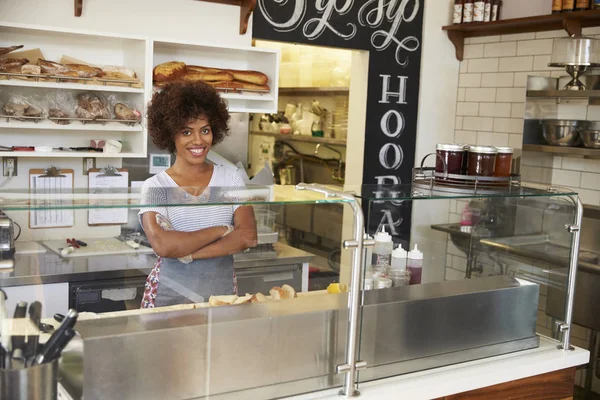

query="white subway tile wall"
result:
[453,29,600,209]
[449,32,600,359]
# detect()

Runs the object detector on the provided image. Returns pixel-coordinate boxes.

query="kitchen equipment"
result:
[581,121,600,148]
[34,309,78,366]
[549,36,600,90]
[0,211,15,269]
[42,237,153,258]
[69,277,147,313]
[11,301,27,366]
[0,359,58,400]
[25,302,42,366]
[541,119,586,147]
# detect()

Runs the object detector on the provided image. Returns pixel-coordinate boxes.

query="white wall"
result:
[0,0,251,47]
[410,0,460,284]
[501,0,550,19]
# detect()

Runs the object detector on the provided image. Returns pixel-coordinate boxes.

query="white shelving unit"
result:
[153,38,279,114]
[0,21,150,159]
[0,22,280,162]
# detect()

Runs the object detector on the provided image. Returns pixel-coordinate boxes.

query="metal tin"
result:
[0,360,58,400]
[495,146,514,154]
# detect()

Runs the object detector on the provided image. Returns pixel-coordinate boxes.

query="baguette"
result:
[102,65,137,78]
[183,70,234,82]
[21,65,41,75]
[226,69,268,85]
[210,80,245,90]
[66,63,102,78]
[185,65,221,73]
[38,59,71,75]
[0,58,29,73]
[0,45,24,56]
[153,61,186,82]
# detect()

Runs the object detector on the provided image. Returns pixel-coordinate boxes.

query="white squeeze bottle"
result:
[372,226,393,278]
[407,244,423,285]
[363,233,374,290]
[390,246,410,287]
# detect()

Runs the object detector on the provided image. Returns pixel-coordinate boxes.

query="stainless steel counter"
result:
[0,242,314,287]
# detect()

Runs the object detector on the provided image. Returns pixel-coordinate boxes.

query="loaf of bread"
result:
[66,64,102,78]
[0,58,29,73]
[269,285,296,300]
[153,61,186,82]
[251,293,268,303]
[183,70,234,82]
[210,80,244,90]
[233,294,253,305]
[38,59,72,75]
[185,65,221,73]
[0,45,24,56]
[209,295,238,306]
[102,65,137,78]
[226,69,268,85]
[21,65,41,75]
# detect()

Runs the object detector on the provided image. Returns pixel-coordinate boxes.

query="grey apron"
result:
[153,255,236,307]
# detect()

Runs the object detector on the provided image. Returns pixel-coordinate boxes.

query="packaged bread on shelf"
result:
[0,58,29,73]
[0,45,24,56]
[66,63,102,78]
[75,93,111,122]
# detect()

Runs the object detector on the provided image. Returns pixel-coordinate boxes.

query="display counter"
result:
[0,183,590,399]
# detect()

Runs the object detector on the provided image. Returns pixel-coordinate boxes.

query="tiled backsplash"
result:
[454,28,600,208]
[452,28,600,390]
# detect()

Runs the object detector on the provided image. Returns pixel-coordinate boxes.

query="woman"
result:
[139,81,257,308]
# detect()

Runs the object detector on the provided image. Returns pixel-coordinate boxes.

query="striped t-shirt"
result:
[138,165,246,232]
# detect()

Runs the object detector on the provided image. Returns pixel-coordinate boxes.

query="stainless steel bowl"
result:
[541,119,586,147]
[581,122,600,148]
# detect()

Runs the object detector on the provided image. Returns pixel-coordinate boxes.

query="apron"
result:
[141,255,237,308]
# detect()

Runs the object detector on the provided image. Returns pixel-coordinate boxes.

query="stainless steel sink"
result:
[431,223,497,277]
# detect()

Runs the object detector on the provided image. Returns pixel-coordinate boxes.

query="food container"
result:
[493,147,514,177]
[467,146,498,177]
[550,37,600,66]
[254,209,277,233]
[435,143,465,176]
[581,121,600,149]
[0,360,58,400]
[374,277,392,289]
[541,119,586,147]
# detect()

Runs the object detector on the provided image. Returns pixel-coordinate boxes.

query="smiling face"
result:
[174,115,213,166]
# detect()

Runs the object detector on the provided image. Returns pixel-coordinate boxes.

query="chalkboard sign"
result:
[253,1,424,245]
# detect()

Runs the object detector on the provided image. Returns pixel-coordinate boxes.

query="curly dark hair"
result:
[147,81,230,153]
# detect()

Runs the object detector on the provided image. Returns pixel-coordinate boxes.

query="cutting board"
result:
[15,241,47,255]
[43,237,154,258]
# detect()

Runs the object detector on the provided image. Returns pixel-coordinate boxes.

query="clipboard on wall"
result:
[29,166,75,229]
[88,166,129,226]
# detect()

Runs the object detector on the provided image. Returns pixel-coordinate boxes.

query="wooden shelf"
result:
[250,131,346,146]
[194,0,257,34]
[279,87,350,96]
[443,10,600,61]
[523,144,600,158]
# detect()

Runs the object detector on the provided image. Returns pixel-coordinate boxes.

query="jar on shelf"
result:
[435,143,465,177]
[493,146,514,177]
[467,145,498,177]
